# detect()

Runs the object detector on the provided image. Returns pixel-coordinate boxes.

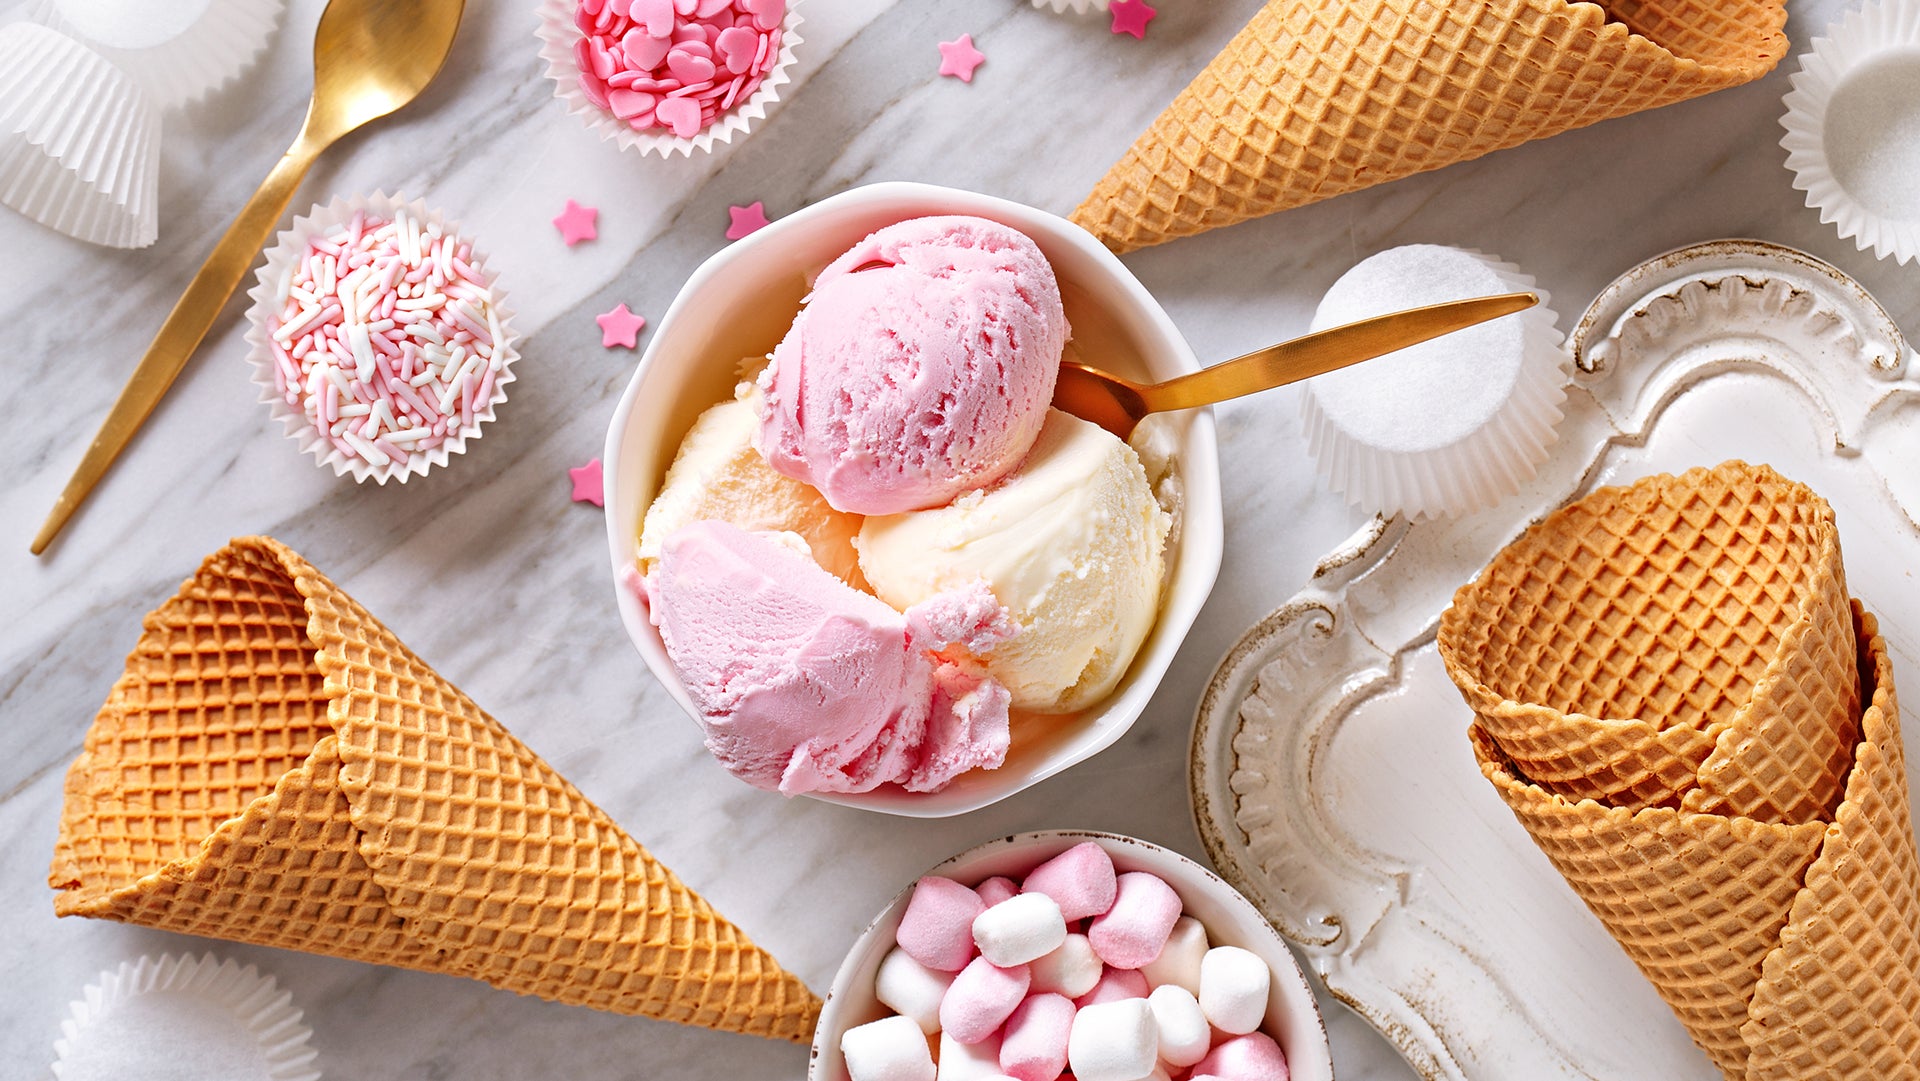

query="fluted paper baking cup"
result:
[244,191,520,484]
[31,0,285,111]
[0,21,159,248]
[535,0,804,158]
[1030,0,1103,12]
[1300,245,1567,520]
[51,953,321,1081]
[1780,0,1920,266]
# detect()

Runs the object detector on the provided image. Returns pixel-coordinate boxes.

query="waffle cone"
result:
[48,536,820,1043]
[1439,463,1859,823]
[1069,0,1788,251]
[1471,605,1920,1079]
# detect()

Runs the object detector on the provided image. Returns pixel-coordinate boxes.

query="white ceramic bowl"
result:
[808,831,1335,1081]
[602,181,1223,817]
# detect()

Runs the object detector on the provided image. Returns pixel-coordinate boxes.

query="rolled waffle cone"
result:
[1070,0,1788,252]
[1470,604,1920,1079]
[1439,463,1859,822]
[48,536,820,1043]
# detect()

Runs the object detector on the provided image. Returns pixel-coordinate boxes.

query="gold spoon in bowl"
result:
[1053,292,1539,440]
[32,0,468,556]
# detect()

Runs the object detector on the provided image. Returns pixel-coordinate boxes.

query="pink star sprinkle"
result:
[553,199,598,246]
[726,201,771,240]
[1108,0,1156,38]
[596,303,647,348]
[937,34,985,82]
[569,458,604,507]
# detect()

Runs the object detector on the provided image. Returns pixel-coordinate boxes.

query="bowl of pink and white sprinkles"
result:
[535,0,803,156]
[812,832,1334,1081]
[245,191,518,483]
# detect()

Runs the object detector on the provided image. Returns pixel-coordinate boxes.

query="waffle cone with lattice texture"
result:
[1470,605,1920,1078]
[1069,0,1788,251]
[1440,463,1859,823]
[48,536,820,1043]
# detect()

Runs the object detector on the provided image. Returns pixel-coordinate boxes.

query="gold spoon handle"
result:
[32,134,322,555]
[1142,291,1540,414]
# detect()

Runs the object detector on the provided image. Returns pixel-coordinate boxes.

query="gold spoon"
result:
[32,0,468,556]
[1054,292,1539,439]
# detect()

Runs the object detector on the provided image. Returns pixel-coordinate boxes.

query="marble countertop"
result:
[3,0,1913,1077]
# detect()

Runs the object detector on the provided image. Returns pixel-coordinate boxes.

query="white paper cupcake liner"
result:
[1779,0,1920,266]
[51,953,321,1081]
[535,0,804,158]
[244,191,520,484]
[0,21,159,248]
[1030,0,1104,13]
[1299,245,1567,521]
[31,0,285,112]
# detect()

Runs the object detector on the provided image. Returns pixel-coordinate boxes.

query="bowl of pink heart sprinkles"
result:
[535,0,803,157]
[244,191,518,483]
[811,832,1334,1081]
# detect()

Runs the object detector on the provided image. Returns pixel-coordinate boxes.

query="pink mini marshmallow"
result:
[899,876,987,972]
[998,993,1074,1081]
[1088,871,1182,969]
[1074,965,1148,1007]
[1190,1032,1290,1081]
[975,875,1019,908]
[1020,841,1117,921]
[941,958,1031,1045]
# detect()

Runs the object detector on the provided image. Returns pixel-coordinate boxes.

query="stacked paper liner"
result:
[1437,463,1920,1079]
[48,536,820,1043]
[1070,0,1789,251]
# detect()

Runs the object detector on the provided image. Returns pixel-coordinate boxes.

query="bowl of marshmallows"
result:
[811,831,1333,1081]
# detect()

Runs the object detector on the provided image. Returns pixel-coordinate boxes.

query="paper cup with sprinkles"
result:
[244,191,519,484]
[535,0,804,157]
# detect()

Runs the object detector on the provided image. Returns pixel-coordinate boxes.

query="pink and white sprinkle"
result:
[572,0,788,138]
[267,208,504,470]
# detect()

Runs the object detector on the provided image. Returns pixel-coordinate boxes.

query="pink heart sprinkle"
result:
[674,0,697,12]
[583,0,606,14]
[578,71,611,109]
[588,37,616,79]
[696,0,731,15]
[628,0,675,38]
[667,48,716,84]
[740,0,782,31]
[654,95,703,136]
[715,26,757,73]
[625,29,672,69]
[609,87,657,120]
[672,21,707,44]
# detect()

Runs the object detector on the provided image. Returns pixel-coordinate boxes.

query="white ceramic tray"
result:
[1190,240,1920,1081]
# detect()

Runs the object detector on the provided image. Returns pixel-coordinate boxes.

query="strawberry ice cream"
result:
[643,520,1018,795]
[754,216,1069,515]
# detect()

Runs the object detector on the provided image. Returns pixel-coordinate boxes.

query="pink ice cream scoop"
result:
[643,519,1017,795]
[755,215,1069,515]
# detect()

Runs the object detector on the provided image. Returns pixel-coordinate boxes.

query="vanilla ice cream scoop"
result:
[856,409,1170,714]
[639,382,866,588]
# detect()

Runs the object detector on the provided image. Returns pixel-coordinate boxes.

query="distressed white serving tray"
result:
[1190,240,1920,1081]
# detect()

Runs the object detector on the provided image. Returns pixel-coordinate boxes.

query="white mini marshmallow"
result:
[1140,916,1209,995]
[877,946,956,1033]
[843,1015,936,1081]
[938,1028,1004,1081]
[1146,984,1211,1068]
[1198,945,1271,1036]
[1067,999,1159,1081]
[973,893,1068,968]
[1030,933,1102,999]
